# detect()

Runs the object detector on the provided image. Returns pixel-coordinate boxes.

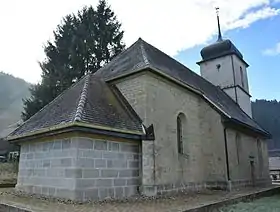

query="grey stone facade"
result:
[15,63,271,202]
[17,136,141,201]
[116,71,271,194]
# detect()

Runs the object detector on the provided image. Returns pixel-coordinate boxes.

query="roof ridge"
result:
[10,75,89,136]
[74,74,90,122]
[94,39,141,76]
[139,39,150,65]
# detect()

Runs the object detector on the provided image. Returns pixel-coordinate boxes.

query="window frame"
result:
[240,66,244,88]
[177,115,184,154]
[236,132,241,164]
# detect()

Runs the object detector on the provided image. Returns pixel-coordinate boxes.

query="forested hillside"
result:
[0,72,30,137]
[252,99,280,154]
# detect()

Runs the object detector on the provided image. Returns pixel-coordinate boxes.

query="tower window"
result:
[177,113,186,154]
[216,64,221,71]
[240,66,244,88]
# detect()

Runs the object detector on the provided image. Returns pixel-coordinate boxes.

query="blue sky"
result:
[0,0,279,101]
[176,10,280,101]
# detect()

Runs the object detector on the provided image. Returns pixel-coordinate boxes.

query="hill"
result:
[252,99,280,155]
[0,72,30,137]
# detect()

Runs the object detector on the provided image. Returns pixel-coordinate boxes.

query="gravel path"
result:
[0,187,278,212]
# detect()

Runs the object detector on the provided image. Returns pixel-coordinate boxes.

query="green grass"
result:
[220,195,280,212]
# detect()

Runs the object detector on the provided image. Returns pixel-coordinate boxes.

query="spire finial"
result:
[215,7,222,41]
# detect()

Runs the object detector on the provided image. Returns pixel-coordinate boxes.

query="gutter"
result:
[225,118,271,139]
[196,52,249,67]
[7,122,144,142]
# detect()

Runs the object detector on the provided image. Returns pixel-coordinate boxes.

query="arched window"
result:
[177,113,186,154]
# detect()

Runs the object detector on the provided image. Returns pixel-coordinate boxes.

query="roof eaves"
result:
[224,118,271,138]
[202,94,232,118]
[196,52,249,67]
[75,122,144,136]
[225,96,271,138]
[106,65,268,136]
[7,121,144,142]
[146,67,267,136]
[73,74,90,122]
[7,122,74,142]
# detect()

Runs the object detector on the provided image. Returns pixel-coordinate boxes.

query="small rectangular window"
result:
[236,133,241,164]
[240,66,244,88]
[177,114,186,155]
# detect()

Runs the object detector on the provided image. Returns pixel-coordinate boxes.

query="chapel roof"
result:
[8,74,144,141]
[200,39,244,62]
[8,38,270,141]
[95,38,269,137]
[197,8,248,66]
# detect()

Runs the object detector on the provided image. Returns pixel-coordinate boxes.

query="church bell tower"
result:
[197,8,252,117]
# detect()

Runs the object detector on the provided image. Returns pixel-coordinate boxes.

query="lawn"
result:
[220,195,280,212]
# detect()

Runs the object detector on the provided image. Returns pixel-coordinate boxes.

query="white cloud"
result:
[225,7,279,29]
[263,42,280,55]
[0,0,279,83]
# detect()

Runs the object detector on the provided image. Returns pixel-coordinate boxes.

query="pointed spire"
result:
[215,7,222,41]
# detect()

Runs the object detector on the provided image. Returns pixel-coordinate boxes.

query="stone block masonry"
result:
[17,136,141,201]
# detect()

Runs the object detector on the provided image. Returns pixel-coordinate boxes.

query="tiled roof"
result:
[95,38,269,137]
[8,75,143,139]
[9,38,269,140]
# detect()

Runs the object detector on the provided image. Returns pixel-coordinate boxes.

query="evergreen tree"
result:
[22,0,125,121]
[252,99,280,153]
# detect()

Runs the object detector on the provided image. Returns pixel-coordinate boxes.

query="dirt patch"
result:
[0,163,17,185]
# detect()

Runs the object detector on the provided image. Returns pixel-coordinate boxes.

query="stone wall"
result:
[17,136,141,201]
[116,71,270,194]
[226,128,270,187]
[116,72,227,192]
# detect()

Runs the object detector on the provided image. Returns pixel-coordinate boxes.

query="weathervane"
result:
[215,7,223,41]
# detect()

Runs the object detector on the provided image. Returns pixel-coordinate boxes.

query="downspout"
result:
[223,126,230,182]
[153,139,156,188]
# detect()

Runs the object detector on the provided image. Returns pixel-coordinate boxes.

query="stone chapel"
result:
[7,13,271,201]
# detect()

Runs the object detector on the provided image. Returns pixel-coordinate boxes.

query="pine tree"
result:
[252,99,280,152]
[22,0,125,121]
